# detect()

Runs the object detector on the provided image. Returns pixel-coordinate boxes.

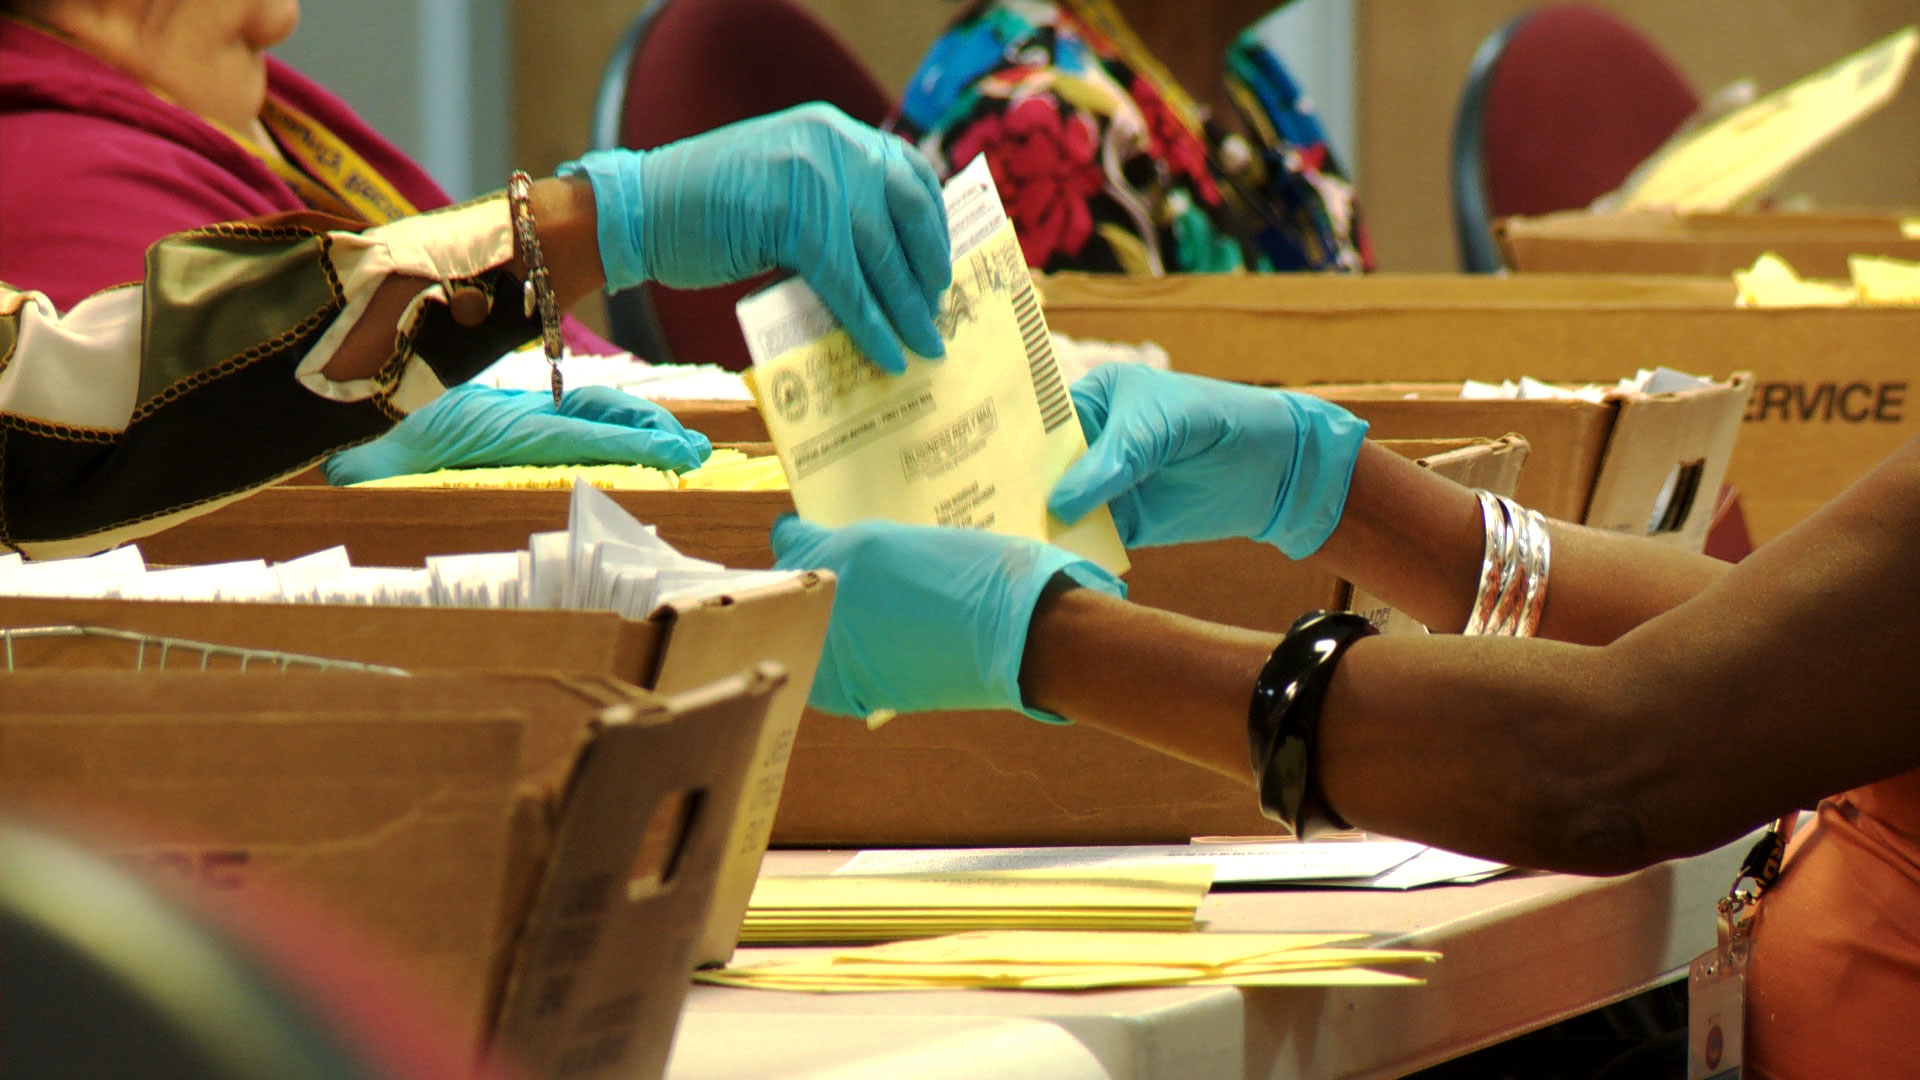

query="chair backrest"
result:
[590,0,896,370]
[1451,4,1699,272]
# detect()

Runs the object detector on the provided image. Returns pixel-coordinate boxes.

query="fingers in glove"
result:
[851,206,945,362]
[1047,431,1151,533]
[803,227,911,376]
[559,386,693,432]
[883,138,953,311]
[1068,369,1118,446]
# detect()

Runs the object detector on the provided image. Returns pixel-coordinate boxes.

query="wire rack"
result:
[1,625,409,676]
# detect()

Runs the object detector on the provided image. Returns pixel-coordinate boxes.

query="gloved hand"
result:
[1047,364,1368,559]
[323,384,712,485]
[770,517,1124,721]
[561,103,951,375]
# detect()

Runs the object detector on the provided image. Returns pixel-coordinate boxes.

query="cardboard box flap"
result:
[647,572,834,966]
[1389,434,1529,495]
[0,674,540,1035]
[129,485,794,570]
[0,600,663,686]
[1585,373,1755,547]
[492,666,783,1080]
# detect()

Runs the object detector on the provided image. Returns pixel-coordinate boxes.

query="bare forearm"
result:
[1021,585,1272,784]
[1313,442,1730,644]
[1019,586,1650,871]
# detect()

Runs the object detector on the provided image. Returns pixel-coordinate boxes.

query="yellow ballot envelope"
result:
[736,155,1129,576]
[1618,25,1918,213]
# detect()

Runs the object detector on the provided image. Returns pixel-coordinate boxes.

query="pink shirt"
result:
[0,20,611,353]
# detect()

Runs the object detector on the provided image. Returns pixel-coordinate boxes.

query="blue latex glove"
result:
[1048,364,1368,559]
[770,516,1124,721]
[561,103,951,375]
[323,384,712,485]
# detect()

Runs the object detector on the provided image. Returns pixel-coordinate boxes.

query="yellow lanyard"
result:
[224,98,419,225]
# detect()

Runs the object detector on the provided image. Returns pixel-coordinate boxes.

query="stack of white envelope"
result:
[0,482,793,619]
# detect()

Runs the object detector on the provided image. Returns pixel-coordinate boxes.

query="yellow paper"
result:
[739,867,1210,943]
[746,865,1213,913]
[1620,26,1918,212]
[347,448,781,492]
[696,928,1441,993]
[852,929,1367,968]
[737,154,1129,576]
[1186,968,1429,988]
[1733,252,1858,307]
[1848,255,1920,305]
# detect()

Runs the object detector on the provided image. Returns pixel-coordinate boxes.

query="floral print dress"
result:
[897,0,1370,276]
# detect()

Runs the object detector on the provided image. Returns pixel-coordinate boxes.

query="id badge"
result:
[1687,937,1748,1079]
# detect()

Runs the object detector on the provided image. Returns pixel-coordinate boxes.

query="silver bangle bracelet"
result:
[1465,491,1551,638]
[1465,490,1506,636]
[1513,501,1551,638]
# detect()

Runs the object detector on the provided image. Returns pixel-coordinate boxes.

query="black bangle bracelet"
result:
[1247,610,1377,838]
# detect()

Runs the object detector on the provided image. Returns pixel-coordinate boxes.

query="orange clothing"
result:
[1747,769,1920,1076]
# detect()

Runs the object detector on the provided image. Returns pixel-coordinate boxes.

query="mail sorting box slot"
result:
[1497,210,1920,280]
[0,572,836,977]
[1039,270,1920,546]
[130,436,1524,846]
[0,665,783,1080]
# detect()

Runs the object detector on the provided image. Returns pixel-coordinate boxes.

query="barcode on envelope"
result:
[1012,276,1072,433]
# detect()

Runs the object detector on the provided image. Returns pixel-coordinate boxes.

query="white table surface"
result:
[665,839,1750,1080]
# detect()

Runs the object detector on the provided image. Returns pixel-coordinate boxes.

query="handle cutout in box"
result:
[1649,459,1707,534]
[626,788,705,903]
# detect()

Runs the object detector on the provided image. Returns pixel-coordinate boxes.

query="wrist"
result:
[1014,561,1126,724]
[557,149,649,292]
[1248,610,1376,837]
[1257,395,1368,560]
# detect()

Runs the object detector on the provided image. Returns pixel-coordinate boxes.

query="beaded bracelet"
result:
[1247,610,1377,838]
[506,169,565,407]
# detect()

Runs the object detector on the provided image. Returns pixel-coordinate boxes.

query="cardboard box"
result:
[1041,272,1920,544]
[656,399,769,445]
[0,667,783,1080]
[1303,378,1752,551]
[127,438,1524,846]
[1497,210,1920,279]
[770,435,1529,847]
[0,572,834,974]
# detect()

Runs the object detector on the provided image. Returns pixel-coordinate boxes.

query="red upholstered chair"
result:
[1451,5,1700,272]
[589,0,897,370]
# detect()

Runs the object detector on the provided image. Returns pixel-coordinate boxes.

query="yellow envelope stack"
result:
[738,866,1213,944]
[701,929,1441,993]
[346,448,791,492]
